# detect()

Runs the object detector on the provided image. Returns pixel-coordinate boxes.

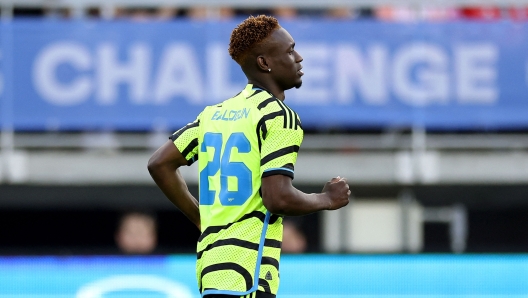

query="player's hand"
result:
[322,176,351,210]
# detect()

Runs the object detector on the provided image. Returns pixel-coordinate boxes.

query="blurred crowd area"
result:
[9,5,528,22]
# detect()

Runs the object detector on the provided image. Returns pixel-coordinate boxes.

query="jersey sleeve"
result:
[259,109,303,179]
[169,113,201,166]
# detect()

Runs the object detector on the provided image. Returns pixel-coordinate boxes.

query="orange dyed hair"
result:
[228,15,280,64]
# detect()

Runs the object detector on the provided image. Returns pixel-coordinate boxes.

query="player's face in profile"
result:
[267,28,304,90]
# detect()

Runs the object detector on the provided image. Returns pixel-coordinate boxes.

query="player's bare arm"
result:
[261,174,350,216]
[147,140,200,230]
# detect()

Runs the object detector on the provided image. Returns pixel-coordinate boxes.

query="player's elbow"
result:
[262,197,287,215]
[147,154,164,177]
[262,189,291,215]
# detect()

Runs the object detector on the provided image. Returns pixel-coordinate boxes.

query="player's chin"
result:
[294,79,303,89]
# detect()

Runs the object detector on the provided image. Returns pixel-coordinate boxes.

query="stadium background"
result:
[2,0,528,296]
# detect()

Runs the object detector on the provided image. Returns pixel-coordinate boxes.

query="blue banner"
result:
[0,255,527,297]
[1,20,528,131]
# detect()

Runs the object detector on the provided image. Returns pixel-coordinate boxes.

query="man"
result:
[148,15,350,298]
[115,211,158,255]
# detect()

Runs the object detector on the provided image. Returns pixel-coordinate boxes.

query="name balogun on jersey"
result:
[211,108,251,122]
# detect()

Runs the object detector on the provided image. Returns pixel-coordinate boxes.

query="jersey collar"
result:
[243,83,270,98]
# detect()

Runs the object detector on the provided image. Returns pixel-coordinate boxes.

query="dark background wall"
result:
[1,184,528,255]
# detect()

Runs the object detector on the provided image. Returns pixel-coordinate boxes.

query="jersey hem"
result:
[201,211,272,298]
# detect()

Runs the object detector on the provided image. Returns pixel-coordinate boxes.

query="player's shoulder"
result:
[251,94,303,132]
[244,88,285,116]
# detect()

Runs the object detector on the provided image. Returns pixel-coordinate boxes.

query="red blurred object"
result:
[459,6,501,20]
[508,7,528,21]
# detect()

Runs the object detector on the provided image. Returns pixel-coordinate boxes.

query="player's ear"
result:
[256,55,270,72]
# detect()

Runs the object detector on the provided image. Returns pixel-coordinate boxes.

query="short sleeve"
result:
[259,109,303,179]
[170,113,201,166]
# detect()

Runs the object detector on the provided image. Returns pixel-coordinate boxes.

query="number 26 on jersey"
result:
[199,132,252,206]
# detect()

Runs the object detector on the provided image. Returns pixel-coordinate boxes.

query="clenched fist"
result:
[322,176,351,210]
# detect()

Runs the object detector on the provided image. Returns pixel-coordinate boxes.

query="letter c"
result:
[33,42,92,106]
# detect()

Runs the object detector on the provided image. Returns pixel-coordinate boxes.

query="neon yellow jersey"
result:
[170,84,303,297]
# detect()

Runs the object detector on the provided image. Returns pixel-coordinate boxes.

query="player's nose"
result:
[295,51,303,63]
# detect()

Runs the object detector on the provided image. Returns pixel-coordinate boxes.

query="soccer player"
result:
[148,15,351,298]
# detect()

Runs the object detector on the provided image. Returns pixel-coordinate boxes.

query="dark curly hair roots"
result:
[228,15,280,64]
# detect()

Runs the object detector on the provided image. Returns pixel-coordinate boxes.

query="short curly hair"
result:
[228,15,280,64]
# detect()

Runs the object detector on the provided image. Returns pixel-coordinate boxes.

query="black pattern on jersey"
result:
[287,106,300,130]
[274,99,297,130]
[198,230,281,260]
[261,257,280,271]
[201,262,253,292]
[286,106,294,129]
[261,145,300,166]
[269,214,281,224]
[295,115,302,130]
[282,163,294,171]
[170,120,199,141]
[259,278,272,293]
[199,211,267,242]
[198,238,280,259]
[257,97,276,110]
[263,239,281,248]
[254,94,301,154]
[199,212,282,243]
[181,138,198,165]
[256,110,284,152]
[197,238,259,259]
[248,89,265,99]
[274,99,289,129]
[170,120,200,165]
